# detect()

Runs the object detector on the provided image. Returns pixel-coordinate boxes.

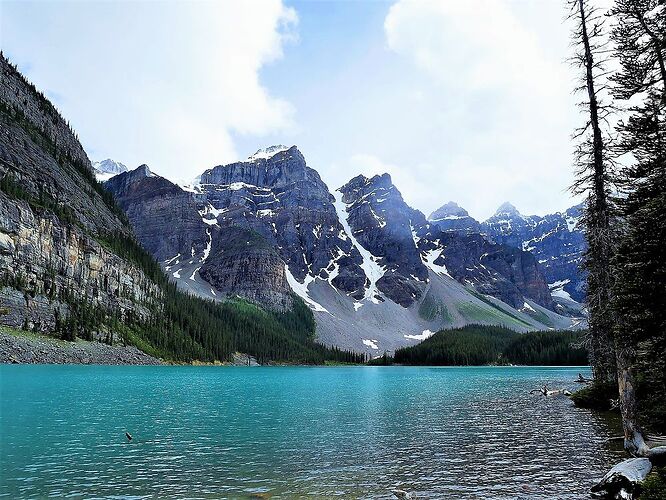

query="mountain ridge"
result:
[103,147,583,354]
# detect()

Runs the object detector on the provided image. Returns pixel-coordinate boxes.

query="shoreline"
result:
[0,328,593,369]
[0,329,162,365]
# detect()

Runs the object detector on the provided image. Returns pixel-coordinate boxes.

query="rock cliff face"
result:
[339,173,427,306]
[0,54,159,334]
[429,199,586,304]
[199,146,365,289]
[481,203,586,302]
[336,174,554,310]
[102,144,578,353]
[105,165,207,262]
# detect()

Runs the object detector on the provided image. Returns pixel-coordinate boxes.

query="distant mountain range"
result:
[428,200,586,304]
[0,53,587,359]
[93,159,128,181]
[102,146,586,354]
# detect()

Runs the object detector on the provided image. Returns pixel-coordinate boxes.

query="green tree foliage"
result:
[504,331,588,366]
[568,0,619,384]
[393,325,587,366]
[609,0,666,436]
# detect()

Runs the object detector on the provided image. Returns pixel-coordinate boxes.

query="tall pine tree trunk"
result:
[616,344,649,455]
[577,0,616,384]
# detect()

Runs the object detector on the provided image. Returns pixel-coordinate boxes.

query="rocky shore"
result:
[0,329,162,365]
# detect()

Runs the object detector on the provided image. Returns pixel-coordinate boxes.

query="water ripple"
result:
[0,365,621,498]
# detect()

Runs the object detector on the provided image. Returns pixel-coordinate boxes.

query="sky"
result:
[1,0,587,220]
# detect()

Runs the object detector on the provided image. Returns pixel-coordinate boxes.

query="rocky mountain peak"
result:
[93,158,128,181]
[428,201,481,234]
[247,144,291,161]
[93,158,128,175]
[429,201,470,220]
[135,164,153,177]
[494,202,521,217]
[199,145,311,188]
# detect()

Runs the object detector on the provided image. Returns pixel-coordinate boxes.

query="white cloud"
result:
[380,0,582,219]
[1,0,297,180]
[385,0,563,96]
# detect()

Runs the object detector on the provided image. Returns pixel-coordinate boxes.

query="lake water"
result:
[0,365,621,499]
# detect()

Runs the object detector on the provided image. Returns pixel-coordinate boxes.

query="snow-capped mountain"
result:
[104,147,584,354]
[428,200,586,305]
[481,203,585,304]
[92,158,127,181]
[428,201,481,234]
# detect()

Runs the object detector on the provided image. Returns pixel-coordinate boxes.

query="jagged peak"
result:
[134,164,154,178]
[340,172,394,194]
[92,158,128,174]
[247,145,295,161]
[429,201,470,220]
[494,202,521,217]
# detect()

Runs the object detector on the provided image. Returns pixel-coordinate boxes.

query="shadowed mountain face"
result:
[103,147,582,354]
[105,165,208,262]
[428,200,586,304]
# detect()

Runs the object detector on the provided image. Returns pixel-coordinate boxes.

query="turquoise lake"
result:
[0,366,621,499]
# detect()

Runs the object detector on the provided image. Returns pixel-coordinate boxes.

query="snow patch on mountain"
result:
[404,329,435,341]
[284,264,329,313]
[248,145,290,161]
[362,339,379,350]
[422,248,450,277]
[333,190,386,303]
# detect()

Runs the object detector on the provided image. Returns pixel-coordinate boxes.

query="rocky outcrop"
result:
[199,226,293,311]
[339,173,427,306]
[105,165,207,262]
[0,53,159,333]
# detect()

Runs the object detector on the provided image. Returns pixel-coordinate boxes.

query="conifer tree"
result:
[610,0,666,453]
[568,0,618,384]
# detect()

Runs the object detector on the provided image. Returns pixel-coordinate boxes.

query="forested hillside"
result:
[392,325,587,366]
[0,53,363,365]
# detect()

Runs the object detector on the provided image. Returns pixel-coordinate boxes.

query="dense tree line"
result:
[392,325,587,366]
[569,0,666,451]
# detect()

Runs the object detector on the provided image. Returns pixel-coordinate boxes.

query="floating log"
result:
[591,457,652,498]
[530,385,571,396]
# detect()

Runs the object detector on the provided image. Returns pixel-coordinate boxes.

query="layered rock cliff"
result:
[0,55,159,334]
[105,165,207,262]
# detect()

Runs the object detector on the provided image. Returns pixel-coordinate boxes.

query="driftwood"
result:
[591,458,652,498]
[530,384,572,397]
[391,489,414,499]
[575,373,593,383]
[592,446,666,497]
